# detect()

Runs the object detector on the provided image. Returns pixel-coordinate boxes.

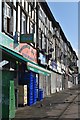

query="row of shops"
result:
[0,32,51,119]
[0,32,78,119]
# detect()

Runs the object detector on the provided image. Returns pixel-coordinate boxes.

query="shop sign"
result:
[27,66,50,76]
[20,34,34,43]
[19,43,37,63]
[38,53,46,65]
[51,61,57,70]
[0,32,14,49]
[49,60,57,71]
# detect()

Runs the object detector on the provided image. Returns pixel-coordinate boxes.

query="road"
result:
[13,85,80,120]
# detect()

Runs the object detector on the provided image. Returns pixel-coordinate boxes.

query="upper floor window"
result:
[29,21,34,33]
[38,29,42,49]
[45,17,47,24]
[3,3,13,35]
[56,30,59,38]
[28,3,35,20]
[21,12,27,34]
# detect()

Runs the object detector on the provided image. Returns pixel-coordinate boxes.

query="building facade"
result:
[0,0,78,119]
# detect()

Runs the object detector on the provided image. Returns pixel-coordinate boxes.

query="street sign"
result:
[20,34,34,43]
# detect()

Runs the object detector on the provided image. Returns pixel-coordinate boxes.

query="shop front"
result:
[61,64,66,90]
[17,43,51,106]
[0,32,51,119]
[56,62,62,92]
[49,59,57,94]
[18,62,51,106]
[27,62,51,103]
[1,44,51,114]
[0,44,31,119]
[37,52,51,97]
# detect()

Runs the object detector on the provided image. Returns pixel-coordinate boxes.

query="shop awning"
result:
[27,62,51,76]
[0,45,51,76]
[0,45,32,63]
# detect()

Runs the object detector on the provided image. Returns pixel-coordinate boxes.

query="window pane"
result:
[30,21,34,33]
[13,9,16,35]
[21,12,26,34]
[3,3,13,35]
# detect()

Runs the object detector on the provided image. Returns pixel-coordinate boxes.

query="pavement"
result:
[13,85,80,120]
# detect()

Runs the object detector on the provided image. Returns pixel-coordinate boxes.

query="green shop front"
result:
[0,44,32,119]
[0,33,33,119]
[0,32,18,119]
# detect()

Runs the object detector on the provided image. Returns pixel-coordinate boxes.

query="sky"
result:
[48,2,78,55]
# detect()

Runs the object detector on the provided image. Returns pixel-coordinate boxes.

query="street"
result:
[13,85,80,120]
